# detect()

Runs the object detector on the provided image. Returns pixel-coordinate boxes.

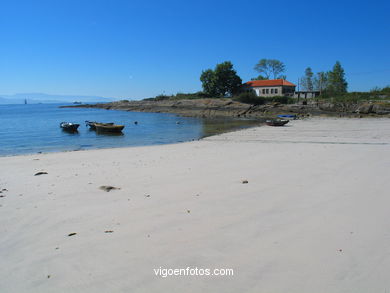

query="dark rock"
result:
[357,103,374,114]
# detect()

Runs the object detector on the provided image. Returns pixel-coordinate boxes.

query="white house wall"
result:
[253,86,283,97]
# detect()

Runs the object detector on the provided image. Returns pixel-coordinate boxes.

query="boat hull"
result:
[265,119,289,126]
[60,122,80,131]
[95,123,125,133]
[85,121,114,130]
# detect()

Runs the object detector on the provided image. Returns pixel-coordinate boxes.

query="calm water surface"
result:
[0,104,261,156]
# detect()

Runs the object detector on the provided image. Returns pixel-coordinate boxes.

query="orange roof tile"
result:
[244,79,296,87]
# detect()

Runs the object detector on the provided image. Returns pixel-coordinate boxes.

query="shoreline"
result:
[61,98,390,118]
[1,117,390,292]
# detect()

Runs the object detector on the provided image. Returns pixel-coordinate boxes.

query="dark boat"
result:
[60,122,80,131]
[95,123,125,133]
[85,121,114,130]
[265,119,289,126]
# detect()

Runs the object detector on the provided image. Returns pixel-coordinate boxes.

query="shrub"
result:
[264,96,290,104]
[234,92,265,105]
[173,92,208,100]
[154,95,171,101]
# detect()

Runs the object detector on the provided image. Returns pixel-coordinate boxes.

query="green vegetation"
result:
[327,61,348,94]
[301,61,347,95]
[233,91,294,105]
[316,86,390,103]
[233,92,263,105]
[200,61,242,97]
[143,92,209,101]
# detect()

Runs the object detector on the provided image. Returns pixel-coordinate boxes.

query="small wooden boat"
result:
[95,123,125,133]
[265,119,289,126]
[60,122,80,131]
[277,114,297,120]
[85,121,114,130]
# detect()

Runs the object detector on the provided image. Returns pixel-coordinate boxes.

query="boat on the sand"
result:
[265,119,289,126]
[60,122,80,131]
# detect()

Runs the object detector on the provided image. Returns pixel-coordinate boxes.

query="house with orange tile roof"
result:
[243,79,296,97]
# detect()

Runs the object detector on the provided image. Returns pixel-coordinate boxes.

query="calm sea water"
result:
[0,104,261,156]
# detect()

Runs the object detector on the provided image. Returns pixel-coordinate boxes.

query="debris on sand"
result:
[68,233,77,237]
[99,186,120,192]
[242,180,249,184]
[34,171,48,176]
[1,189,8,197]
[104,230,114,233]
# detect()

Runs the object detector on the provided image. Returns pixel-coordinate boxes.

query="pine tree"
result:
[327,61,348,94]
[301,67,314,91]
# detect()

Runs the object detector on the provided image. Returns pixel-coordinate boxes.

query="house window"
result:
[266,89,269,94]
[271,89,274,94]
[275,88,278,94]
[262,89,265,94]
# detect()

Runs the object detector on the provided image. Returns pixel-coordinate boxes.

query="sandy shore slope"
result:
[1,118,390,293]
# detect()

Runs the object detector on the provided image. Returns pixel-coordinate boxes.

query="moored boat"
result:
[85,121,114,130]
[265,119,289,126]
[95,123,125,133]
[60,122,80,131]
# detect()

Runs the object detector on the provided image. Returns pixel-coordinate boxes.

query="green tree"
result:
[301,67,314,91]
[200,69,217,97]
[327,61,348,94]
[254,59,286,79]
[200,61,242,97]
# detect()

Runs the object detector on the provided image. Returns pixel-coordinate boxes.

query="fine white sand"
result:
[1,117,390,293]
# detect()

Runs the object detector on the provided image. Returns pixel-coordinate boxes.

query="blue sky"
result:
[0,0,389,99]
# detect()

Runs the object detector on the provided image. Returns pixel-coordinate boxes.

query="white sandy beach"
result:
[1,117,390,293]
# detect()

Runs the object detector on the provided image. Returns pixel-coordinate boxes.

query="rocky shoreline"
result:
[61,98,390,118]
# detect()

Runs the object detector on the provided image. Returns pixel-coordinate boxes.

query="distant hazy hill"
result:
[0,93,116,104]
